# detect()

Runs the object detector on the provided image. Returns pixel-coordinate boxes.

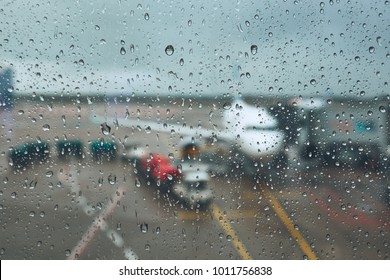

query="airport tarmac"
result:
[0,99,389,260]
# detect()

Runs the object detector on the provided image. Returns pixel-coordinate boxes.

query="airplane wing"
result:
[90,114,234,142]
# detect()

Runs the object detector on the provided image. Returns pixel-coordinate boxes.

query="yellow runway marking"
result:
[211,204,253,260]
[262,187,318,260]
[178,211,209,220]
[178,209,259,220]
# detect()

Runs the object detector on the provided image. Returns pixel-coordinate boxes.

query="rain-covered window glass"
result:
[0,0,389,261]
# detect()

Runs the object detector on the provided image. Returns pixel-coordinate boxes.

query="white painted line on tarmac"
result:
[58,163,138,260]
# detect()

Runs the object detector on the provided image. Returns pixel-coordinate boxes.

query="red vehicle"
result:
[138,153,181,190]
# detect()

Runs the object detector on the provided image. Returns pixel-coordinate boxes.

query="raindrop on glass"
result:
[108,174,117,185]
[250,45,258,55]
[376,36,382,46]
[165,45,174,56]
[140,223,148,233]
[42,124,50,131]
[101,122,111,135]
[223,102,232,110]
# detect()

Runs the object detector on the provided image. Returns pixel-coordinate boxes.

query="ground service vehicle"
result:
[295,98,389,170]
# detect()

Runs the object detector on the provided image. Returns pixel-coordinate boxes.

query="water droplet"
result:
[223,102,232,110]
[130,44,135,53]
[144,13,149,20]
[369,46,375,53]
[29,211,36,217]
[145,126,152,134]
[101,122,111,135]
[156,226,161,234]
[135,178,141,188]
[250,45,258,55]
[108,174,117,185]
[379,106,386,113]
[45,171,54,178]
[18,110,24,115]
[179,58,184,66]
[310,79,317,85]
[11,192,17,199]
[78,59,85,66]
[165,45,174,56]
[42,124,50,131]
[376,36,382,46]
[140,223,148,233]
[120,47,126,55]
[114,117,119,130]
[95,25,100,30]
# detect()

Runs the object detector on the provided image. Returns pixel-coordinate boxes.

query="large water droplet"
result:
[223,102,232,110]
[140,223,148,233]
[250,44,258,55]
[108,174,117,185]
[369,46,375,53]
[135,178,141,188]
[165,45,174,56]
[101,122,111,135]
[42,124,50,131]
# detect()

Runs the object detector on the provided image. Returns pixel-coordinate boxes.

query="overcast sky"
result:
[1,0,389,99]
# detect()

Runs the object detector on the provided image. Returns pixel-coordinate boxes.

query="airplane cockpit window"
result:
[0,0,389,265]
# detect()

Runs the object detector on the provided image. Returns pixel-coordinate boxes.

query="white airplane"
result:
[91,97,286,174]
